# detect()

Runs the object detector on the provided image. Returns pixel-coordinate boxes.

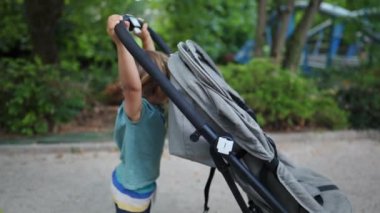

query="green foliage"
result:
[59,0,130,62]
[0,0,152,135]
[150,0,256,61]
[0,0,31,54]
[314,66,380,129]
[0,58,85,135]
[57,0,139,92]
[312,95,349,129]
[220,59,348,130]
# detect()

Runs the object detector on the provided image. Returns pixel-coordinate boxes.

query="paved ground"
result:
[0,130,379,213]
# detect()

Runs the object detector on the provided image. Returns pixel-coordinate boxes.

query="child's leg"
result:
[114,203,151,213]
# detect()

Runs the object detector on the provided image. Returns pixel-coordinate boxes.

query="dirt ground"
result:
[0,130,379,213]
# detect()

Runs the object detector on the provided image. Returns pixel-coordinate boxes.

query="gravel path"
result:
[0,130,379,213]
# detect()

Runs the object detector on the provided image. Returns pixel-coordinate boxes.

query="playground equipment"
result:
[234,1,380,71]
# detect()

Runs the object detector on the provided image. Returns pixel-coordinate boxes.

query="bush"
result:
[220,59,348,130]
[0,58,85,135]
[312,95,349,129]
[314,67,380,129]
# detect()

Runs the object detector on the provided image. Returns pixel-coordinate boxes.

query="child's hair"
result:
[135,50,169,98]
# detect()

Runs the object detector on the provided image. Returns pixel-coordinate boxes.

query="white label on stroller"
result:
[217,137,234,155]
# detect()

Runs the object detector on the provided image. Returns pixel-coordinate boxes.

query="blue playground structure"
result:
[234,1,380,71]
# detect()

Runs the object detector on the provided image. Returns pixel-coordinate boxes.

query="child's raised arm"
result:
[107,14,142,121]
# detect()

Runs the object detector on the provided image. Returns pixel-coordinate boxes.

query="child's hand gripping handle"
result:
[122,14,143,34]
[122,14,171,54]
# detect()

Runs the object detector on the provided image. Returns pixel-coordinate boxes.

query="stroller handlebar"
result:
[121,14,171,54]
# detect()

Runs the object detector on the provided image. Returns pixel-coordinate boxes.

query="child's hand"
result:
[134,23,155,51]
[134,23,150,42]
[107,14,130,45]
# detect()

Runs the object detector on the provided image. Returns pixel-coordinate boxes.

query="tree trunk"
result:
[270,0,295,64]
[282,0,322,71]
[254,0,267,57]
[25,0,64,64]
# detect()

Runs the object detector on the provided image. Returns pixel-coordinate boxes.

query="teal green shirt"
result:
[114,98,166,192]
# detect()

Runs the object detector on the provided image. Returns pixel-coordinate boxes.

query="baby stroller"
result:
[115,15,352,213]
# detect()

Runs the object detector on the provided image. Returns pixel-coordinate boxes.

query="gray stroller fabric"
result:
[167,40,352,212]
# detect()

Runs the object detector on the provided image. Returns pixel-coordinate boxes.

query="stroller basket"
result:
[115,17,351,213]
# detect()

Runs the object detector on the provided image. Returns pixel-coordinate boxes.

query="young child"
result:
[107,14,169,213]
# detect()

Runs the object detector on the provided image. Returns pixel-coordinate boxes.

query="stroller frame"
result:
[115,20,287,213]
